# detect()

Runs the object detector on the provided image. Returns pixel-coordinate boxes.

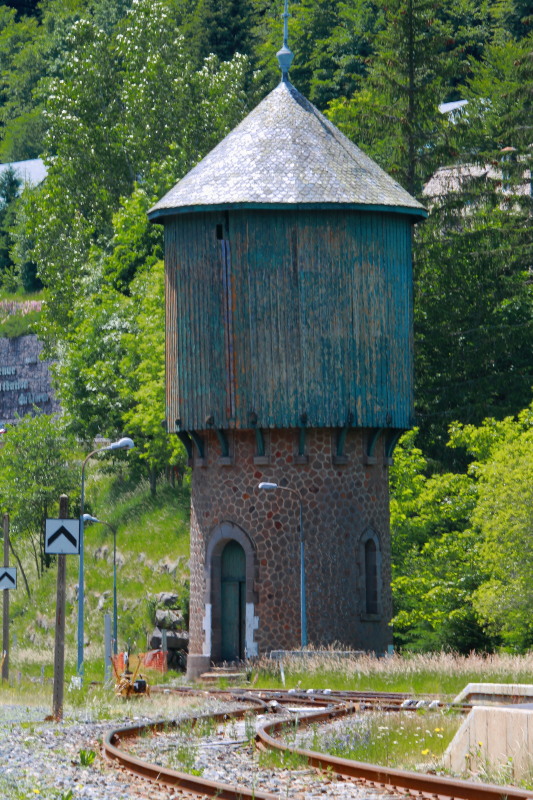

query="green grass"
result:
[78,748,96,767]
[0,289,42,302]
[5,462,533,698]
[0,308,41,337]
[259,745,310,771]
[250,650,533,697]
[165,720,201,771]
[300,709,459,769]
[4,652,533,794]
[6,471,191,683]
[0,775,31,800]
[0,292,43,337]
[0,677,200,721]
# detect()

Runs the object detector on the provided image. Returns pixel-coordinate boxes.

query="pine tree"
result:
[251,0,378,108]
[325,0,498,196]
[0,166,21,280]
[185,0,258,65]
[413,34,533,463]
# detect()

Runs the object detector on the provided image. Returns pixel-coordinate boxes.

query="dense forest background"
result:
[0,0,532,653]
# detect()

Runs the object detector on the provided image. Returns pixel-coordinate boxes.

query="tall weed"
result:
[253,650,533,696]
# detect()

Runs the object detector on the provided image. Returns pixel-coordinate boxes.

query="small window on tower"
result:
[365,538,378,615]
[216,224,224,240]
[360,531,381,619]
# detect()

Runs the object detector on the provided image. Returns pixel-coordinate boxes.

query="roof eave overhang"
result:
[148,201,428,224]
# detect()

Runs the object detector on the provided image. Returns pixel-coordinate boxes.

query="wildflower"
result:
[434,727,442,732]
[421,748,430,755]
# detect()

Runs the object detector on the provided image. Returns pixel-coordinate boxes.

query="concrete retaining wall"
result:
[453,682,533,705]
[444,705,533,781]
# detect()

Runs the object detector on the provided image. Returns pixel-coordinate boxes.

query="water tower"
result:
[149,16,426,678]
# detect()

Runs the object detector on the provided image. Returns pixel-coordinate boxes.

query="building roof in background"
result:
[423,164,491,197]
[149,80,426,220]
[438,99,468,115]
[0,158,47,188]
[423,162,532,198]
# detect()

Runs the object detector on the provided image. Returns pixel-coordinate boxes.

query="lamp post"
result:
[78,437,134,678]
[258,481,307,648]
[83,515,118,656]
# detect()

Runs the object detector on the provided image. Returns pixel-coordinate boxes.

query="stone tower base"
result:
[186,427,393,679]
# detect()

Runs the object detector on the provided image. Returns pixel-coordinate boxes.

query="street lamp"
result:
[258,481,307,648]
[78,437,134,678]
[83,515,118,656]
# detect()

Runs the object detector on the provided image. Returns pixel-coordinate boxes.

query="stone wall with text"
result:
[0,335,59,424]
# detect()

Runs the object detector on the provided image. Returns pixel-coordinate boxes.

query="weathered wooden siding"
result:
[165,209,414,432]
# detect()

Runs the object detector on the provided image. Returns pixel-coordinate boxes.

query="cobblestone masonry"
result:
[0,335,59,423]
[188,427,392,669]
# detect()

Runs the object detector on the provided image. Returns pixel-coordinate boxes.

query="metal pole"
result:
[76,441,134,679]
[104,613,112,683]
[52,494,68,720]
[161,628,168,671]
[77,459,87,678]
[77,445,112,679]
[2,513,9,682]
[299,497,307,648]
[113,526,118,655]
[281,486,307,648]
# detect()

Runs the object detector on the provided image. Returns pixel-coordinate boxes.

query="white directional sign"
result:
[45,519,80,555]
[0,567,17,590]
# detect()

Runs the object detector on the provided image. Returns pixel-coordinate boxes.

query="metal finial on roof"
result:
[276,0,293,80]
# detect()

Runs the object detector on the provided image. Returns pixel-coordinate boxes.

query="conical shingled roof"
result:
[148,80,426,220]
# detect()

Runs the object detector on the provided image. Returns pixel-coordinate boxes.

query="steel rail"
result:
[103,707,279,800]
[102,689,528,800]
[255,702,533,800]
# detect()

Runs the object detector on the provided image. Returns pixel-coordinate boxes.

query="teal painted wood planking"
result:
[164,208,414,433]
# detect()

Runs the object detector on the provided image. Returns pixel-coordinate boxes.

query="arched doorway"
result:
[221,540,246,661]
[204,522,258,663]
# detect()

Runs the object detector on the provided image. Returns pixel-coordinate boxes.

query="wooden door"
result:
[221,540,246,662]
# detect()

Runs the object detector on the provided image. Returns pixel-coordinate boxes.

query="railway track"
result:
[102,689,533,800]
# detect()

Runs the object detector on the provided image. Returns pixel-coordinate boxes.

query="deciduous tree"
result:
[451,406,533,650]
[121,259,186,493]
[390,429,491,652]
[13,0,252,353]
[0,414,79,593]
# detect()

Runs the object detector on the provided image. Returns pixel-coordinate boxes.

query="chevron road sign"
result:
[0,567,16,590]
[45,519,80,555]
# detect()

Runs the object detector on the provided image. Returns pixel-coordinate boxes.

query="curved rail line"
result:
[102,689,533,800]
